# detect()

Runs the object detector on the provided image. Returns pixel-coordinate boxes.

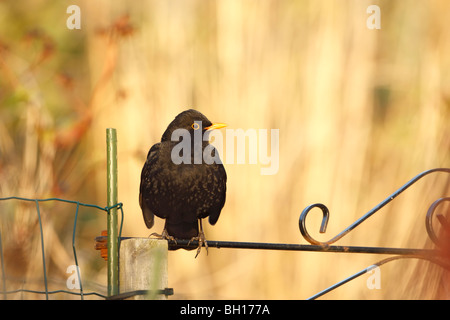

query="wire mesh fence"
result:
[0,168,450,300]
[0,196,123,300]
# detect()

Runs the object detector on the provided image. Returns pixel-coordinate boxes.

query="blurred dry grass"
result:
[0,0,449,299]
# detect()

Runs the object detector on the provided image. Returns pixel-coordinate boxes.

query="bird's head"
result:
[161,109,227,142]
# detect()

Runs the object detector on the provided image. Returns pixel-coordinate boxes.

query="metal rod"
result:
[72,202,83,299]
[34,200,48,300]
[106,128,119,296]
[307,267,368,300]
[306,254,450,300]
[106,289,174,300]
[163,238,438,256]
[0,231,7,300]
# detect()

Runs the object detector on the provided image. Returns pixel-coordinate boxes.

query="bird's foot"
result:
[188,231,208,258]
[149,229,177,244]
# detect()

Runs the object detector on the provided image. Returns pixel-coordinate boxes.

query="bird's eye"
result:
[191,122,200,130]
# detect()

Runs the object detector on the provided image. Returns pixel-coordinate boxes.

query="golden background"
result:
[0,0,449,299]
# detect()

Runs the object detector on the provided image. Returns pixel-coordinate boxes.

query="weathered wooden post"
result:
[119,238,168,300]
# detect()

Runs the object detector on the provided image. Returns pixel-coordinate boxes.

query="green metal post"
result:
[106,128,119,296]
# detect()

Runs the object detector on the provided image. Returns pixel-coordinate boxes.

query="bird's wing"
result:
[207,163,227,225]
[139,192,154,228]
[139,143,161,228]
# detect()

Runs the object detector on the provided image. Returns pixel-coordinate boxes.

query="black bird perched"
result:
[139,109,227,257]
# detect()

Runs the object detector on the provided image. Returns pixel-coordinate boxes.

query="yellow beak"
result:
[205,123,227,130]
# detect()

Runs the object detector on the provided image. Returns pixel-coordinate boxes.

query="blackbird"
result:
[139,109,227,257]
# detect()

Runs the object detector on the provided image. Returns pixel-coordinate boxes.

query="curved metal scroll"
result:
[426,197,450,246]
[299,168,450,246]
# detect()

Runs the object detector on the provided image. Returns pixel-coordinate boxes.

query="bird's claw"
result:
[188,231,208,258]
[149,229,177,244]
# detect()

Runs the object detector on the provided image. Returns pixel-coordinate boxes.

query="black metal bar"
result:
[106,288,174,300]
[165,238,439,256]
[307,254,450,300]
[307,267,368,300]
